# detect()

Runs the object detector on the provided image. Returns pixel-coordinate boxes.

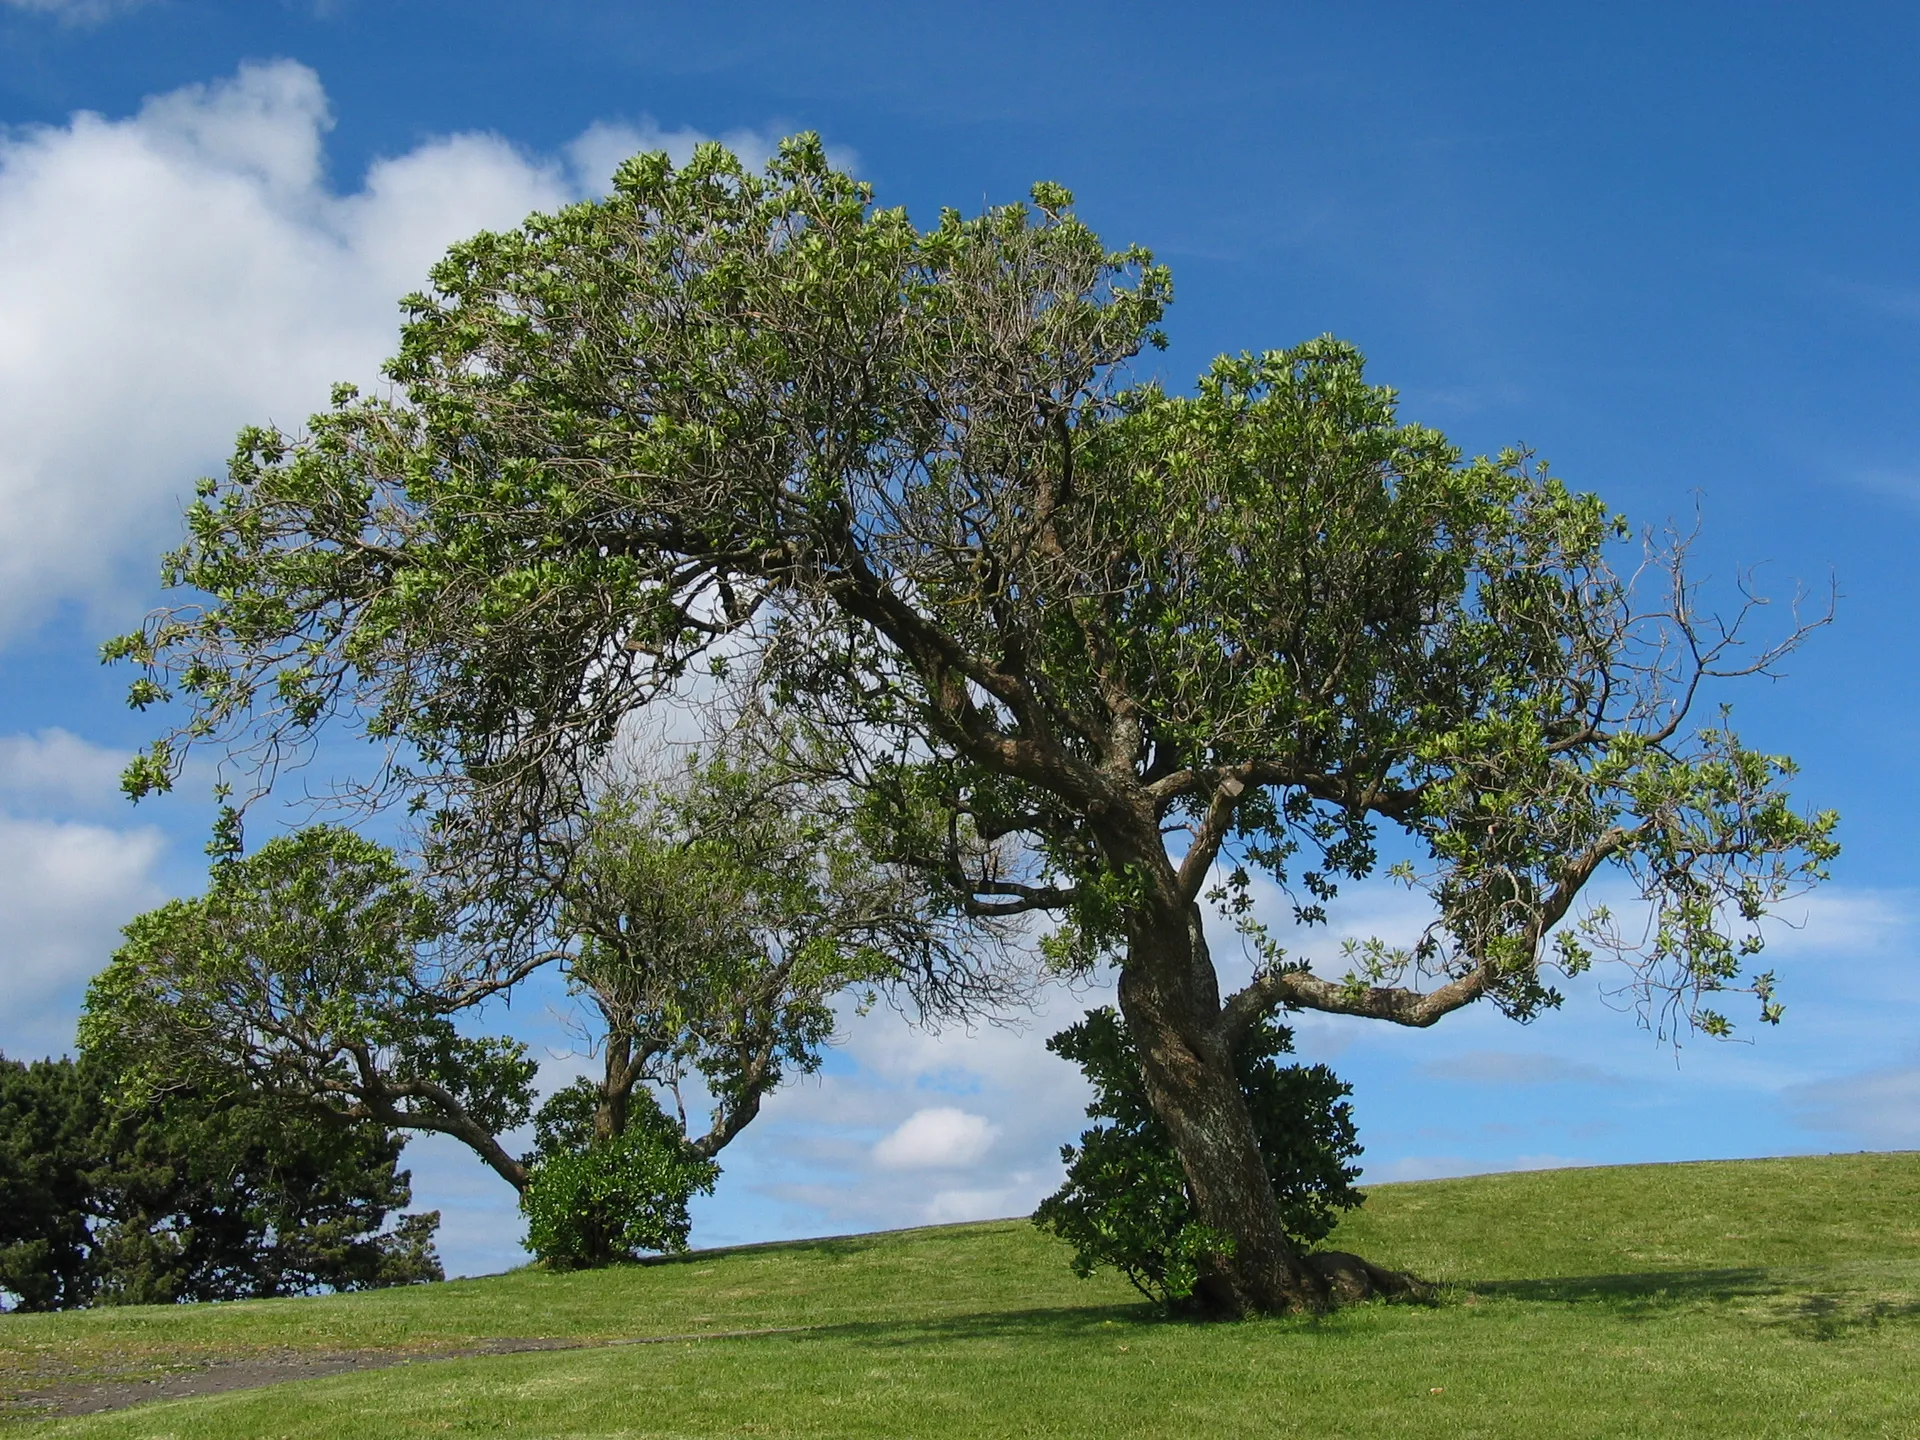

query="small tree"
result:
[88,1087,442,1305]
[519,1081,716,1267]
[557,730,979,1159]
[0,1055,99,1310]
[82,827,542,1192]
[112,138,1837,1313]
[517,730,976,1264]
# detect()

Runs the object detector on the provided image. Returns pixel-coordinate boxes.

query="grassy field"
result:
[4,1152,1918,1437]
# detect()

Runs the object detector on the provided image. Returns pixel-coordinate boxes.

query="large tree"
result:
[111,138,1836,1314]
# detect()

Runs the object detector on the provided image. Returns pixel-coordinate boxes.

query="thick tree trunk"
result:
[1117,901,1331,1316]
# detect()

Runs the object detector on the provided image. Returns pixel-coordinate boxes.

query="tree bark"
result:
[596,1029,633,1142]
[1116,900,1331,1316]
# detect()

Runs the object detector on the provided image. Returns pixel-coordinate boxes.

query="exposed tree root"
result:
[1304,1250,1436,1305]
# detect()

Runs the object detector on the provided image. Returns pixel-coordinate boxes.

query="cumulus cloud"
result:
[0,60,567,641]
[0,61,816,648]
[0,728,131,814]
[0,812,167,1058]
[0,728,168,1056]
[919,1184,1033,1225]
[670,990,1101,1247]
[873,1106,1001,1170]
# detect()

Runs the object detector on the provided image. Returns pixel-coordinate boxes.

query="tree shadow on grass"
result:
[810,1274,1920,1351]
[1782,1290,1920,1341]
[779,1302,1189,1351]
[730,1289,1473,1352]
[1472,1268,1920,1341]
[637,1224,1027,1270]
[1473,1268,1775,1310]
[638,1234,889,1268]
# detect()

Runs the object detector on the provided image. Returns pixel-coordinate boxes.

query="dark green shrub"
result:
[0,1055,97,1310]
[519,1081,718,1268]
[89,1093,442,1304]
[1034,1007,1362,1308]
[0,1053,440,1311]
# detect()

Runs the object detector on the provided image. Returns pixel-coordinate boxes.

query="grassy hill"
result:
[5,1152,1918,1437]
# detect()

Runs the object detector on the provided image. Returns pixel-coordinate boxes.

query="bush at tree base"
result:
[1034,1008,1363,1308]
[519,1080,719,1268]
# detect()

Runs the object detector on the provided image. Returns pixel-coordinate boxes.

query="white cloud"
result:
[0,62,824,649]
[873,1105,1001,1170]
[1755,887,1915,958]
[0,812,167,1058]
[0,728,130,814]
[0,60,574,643]
[919,1181,1037,1225]
[662,988,1100,1250]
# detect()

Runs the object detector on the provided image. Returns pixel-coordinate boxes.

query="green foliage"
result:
[80,827,538,1174]
[519,1081,717,1268]
[0,1054,439,1312]
[1034,1008,1362,1307]
[0,1055,98,1310]
[527,1077,603,1159]
[89,1088,442,1305]
[111,135,1834,1049]
[104,137,1161,859]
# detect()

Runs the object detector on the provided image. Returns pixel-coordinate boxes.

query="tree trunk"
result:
[1117,901,1331,1317]
[596,1030,633,1142]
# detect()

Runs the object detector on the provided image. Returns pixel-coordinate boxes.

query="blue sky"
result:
[1,0,1916,1278]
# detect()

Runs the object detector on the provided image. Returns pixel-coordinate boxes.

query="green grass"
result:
[7,1152,1920,1437]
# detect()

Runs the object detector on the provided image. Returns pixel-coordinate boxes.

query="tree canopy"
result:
[84,827,541,1192]
[111,136,1836,1314]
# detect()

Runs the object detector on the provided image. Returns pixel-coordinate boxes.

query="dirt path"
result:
[8,1328,813,1422]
